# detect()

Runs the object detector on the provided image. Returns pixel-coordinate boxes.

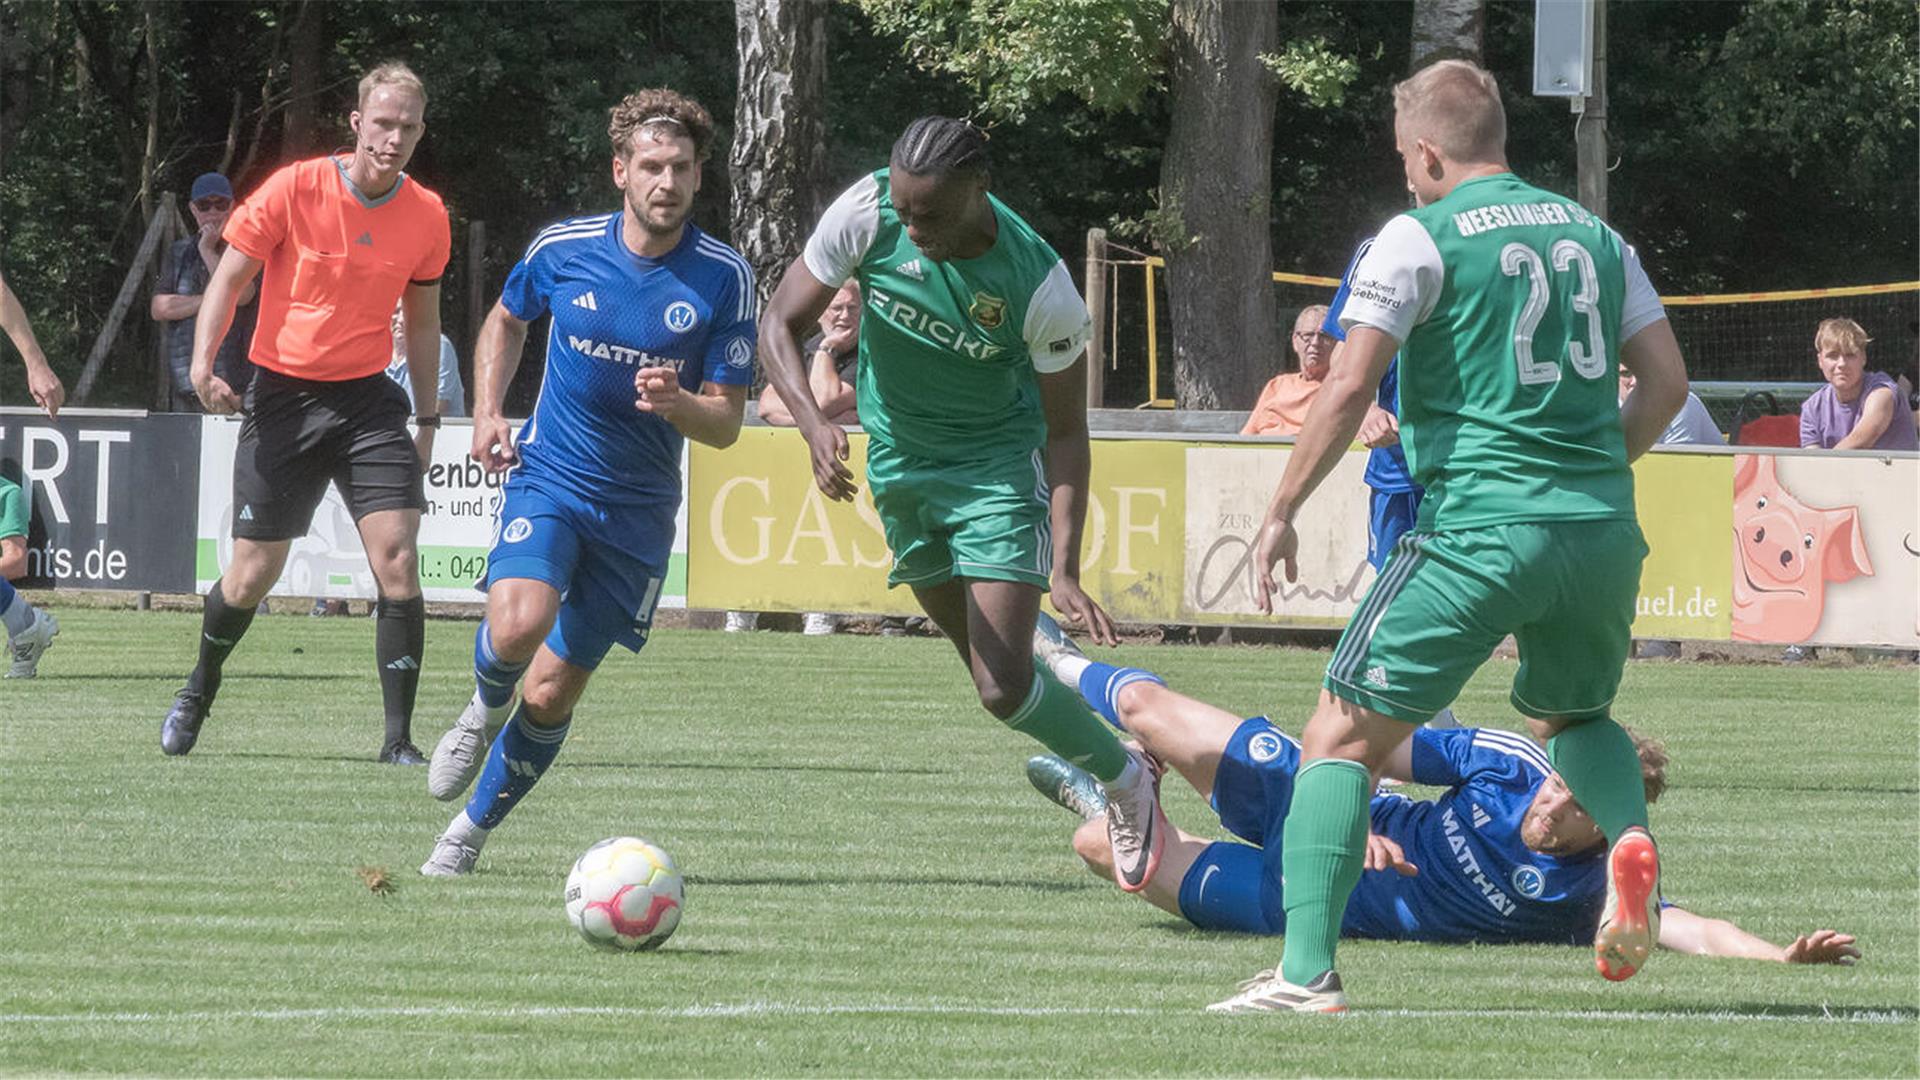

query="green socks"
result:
[1279,758,1371,986]
[1003,663,1130,782]
[1547,717,1649,843]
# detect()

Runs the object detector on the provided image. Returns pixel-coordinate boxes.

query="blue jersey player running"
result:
[421,89,755,876]
[1026,615,1861,967]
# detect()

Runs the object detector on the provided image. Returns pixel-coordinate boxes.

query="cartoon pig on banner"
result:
[1732,454,1875,642]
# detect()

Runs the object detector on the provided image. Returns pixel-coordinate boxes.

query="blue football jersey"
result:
[1324,238,1416,494]
[501,213,756,510]
[1344,727,1606,944]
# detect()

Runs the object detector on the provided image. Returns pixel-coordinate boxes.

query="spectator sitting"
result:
[1799,317,1918,451]
[1241,304,1333,437]
[1619,366,1723,446]
[758,279,859,427]
[736,279,861,636]
[151,173,257,411]
[386,303,467,418]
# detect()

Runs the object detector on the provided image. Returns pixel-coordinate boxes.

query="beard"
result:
[632,195,691,237]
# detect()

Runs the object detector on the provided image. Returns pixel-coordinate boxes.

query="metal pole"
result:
[1084,228,1107,408]
[1575,0,1608,217]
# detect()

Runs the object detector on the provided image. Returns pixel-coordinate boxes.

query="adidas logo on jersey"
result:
[572,291,599,311]
[1364,665,1390,689]
[895,258,924,281]
[354,231,374,246]
[1471,803,1491,829]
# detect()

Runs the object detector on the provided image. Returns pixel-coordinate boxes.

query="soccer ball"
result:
[563,836,684,951]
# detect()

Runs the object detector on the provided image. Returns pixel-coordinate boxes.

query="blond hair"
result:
[1624,725,1669,805]
[358,62,426,111]
[1394,59,1505,163]
[608,88,715,163]
[1814,317,1872,356]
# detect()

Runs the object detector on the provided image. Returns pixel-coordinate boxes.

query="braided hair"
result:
[890,116,991,178]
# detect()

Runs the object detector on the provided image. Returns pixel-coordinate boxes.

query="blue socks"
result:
[464,704,570,830]
[0,578,30,638]
[1074,662,1166,732]
[473,620,530,709]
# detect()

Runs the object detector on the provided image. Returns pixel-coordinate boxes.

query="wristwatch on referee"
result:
[415,414,441,428]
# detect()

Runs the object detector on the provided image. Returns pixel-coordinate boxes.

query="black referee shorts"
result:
[231,366,426,541]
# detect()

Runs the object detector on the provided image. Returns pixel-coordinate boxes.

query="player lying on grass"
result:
[1027,614,1860,968]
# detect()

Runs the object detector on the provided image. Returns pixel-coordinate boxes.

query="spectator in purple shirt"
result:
[1799,318,1919,452]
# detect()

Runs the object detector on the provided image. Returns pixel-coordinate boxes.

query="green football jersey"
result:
[802,170,1092,463]
[0,476,25,541]
[1338,173,1667,531]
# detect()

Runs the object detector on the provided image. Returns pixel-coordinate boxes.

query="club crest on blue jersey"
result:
[1511,864,1546,899]
[664,300,698,333]
[502,517,533,543]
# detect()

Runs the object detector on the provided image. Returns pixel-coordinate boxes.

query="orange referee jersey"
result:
[224,156,451,382]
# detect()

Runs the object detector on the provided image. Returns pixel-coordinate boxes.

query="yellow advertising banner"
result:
[1630,451,1734,640]
[689,429,1917,646]
[687,430,1188,617]
[688,427,897,613]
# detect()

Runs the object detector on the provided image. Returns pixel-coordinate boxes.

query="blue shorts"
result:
[485,476,671,671]
[1367,488,1422,571]
[1175,716,1301,935]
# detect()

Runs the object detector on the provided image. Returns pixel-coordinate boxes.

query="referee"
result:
[163,62,450,764]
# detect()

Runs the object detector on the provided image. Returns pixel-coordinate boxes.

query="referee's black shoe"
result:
[161,689,209,756]
[380,739,426,766]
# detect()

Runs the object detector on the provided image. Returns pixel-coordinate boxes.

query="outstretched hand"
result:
[1783,930,1860,965]
[1365,832,1418,876]
[1051,575,1118,647]
[800,419,856,502]
[1249,517,1299,615]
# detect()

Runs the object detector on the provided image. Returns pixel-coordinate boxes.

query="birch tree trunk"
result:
[730,0,828,310]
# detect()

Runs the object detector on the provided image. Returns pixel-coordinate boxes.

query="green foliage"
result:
[1,609,1915,1074]
[857,0,1167,122]
[1260,36,1362,108]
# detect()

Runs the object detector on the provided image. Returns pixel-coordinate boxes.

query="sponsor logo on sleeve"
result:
[725,336,754,370]
[1349,277,1403,311]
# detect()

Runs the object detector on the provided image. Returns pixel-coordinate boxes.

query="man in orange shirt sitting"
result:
[1241,304,1333,437]
[162,62,451,765]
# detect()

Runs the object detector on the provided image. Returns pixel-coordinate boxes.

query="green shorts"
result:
[1323,519,1648,723]
[865,442,1052,590]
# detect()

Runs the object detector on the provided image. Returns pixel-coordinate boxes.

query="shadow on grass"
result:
[555,760,947,776]
[686,874,1101,893]
[30,672,360,683]
[211,751,401,764]
[1686,780,1920,796]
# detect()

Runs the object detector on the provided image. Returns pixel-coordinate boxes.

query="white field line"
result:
[0,1001,1911,1027]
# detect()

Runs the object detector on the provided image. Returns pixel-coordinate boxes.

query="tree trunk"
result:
[729,0,828,310]
[1161,0,1278,410]
[281,0,320,160]
[1410,0,1485,70]
[138,1,158,223]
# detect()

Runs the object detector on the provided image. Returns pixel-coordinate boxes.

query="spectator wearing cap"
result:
[151,172,258,411]
[1799,317,1919,452]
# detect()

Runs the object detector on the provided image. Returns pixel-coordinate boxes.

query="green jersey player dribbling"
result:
[1217,61,1693,1014]
[761,117,1166,890]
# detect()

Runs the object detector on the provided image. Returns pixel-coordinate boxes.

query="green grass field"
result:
[2,609,1915,1076]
